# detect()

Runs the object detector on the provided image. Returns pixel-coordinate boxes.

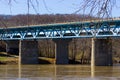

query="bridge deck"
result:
[0,19,120,40]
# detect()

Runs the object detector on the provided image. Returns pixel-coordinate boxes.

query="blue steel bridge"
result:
[1,19,120,65]
[1,19,120,40]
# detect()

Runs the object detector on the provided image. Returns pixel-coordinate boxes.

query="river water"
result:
[0,64,120,80]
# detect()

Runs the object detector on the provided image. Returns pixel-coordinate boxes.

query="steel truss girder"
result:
[0,20,120,40]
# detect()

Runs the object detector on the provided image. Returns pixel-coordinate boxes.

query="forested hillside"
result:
[0,14,94,27]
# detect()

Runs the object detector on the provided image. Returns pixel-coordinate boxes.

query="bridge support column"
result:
[6,40,19,55]
[91,38,113,66]
[53,39,72,64]
[20,40,39,64]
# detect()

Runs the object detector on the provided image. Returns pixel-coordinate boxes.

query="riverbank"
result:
[0,52,120,65]
[0,52,18,64]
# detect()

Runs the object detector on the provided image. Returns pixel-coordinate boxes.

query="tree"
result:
[76,0,117,18]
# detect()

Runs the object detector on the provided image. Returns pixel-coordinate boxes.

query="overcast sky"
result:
[0,0,120,17]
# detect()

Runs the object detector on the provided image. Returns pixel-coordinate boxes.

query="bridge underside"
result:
[5,38,113,66]
[6,40,19,55]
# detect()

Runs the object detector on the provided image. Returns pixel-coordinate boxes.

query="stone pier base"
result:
[53,39,71,64]
[92,38,113,66]
[20,40,39,64]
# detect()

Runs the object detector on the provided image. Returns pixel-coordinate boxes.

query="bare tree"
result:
[76,0,117,18]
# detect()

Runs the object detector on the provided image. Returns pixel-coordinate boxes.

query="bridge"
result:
[1,19,120,40]
[2,19,120,66]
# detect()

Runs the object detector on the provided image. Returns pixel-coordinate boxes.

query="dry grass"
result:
[0,52,18,64]
[39,57,55,64]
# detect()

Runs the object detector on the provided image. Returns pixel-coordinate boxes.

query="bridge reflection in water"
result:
[0,64,120,80]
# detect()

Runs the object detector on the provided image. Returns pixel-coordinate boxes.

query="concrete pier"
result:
[53,39,71,64]
[6,40,19,54]
[20,40,39,64]
[91,38,113,66]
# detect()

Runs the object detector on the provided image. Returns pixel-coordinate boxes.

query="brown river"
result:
[0,64,120,80]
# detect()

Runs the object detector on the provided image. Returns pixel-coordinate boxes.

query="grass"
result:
[0,52,18,64]
[0,52,9,61]
[0,57,7,61]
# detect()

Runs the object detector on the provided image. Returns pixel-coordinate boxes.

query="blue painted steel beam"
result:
[0,19,120,40]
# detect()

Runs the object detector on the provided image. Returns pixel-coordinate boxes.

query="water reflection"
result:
[0,64,120,80]
[91,64,95,78]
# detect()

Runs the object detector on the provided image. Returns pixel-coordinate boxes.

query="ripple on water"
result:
[0,65,120,80]
[0,77,120,80]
